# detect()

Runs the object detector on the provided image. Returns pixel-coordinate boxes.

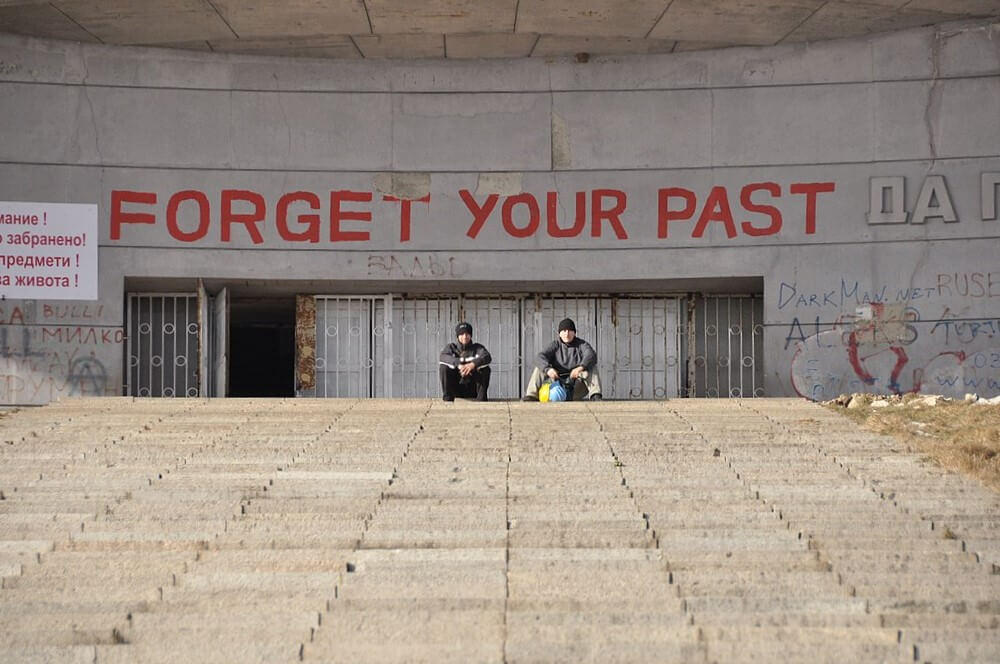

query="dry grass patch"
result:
[825,394,1000,491]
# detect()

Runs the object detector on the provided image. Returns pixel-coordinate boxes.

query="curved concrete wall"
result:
[0,20,998,404]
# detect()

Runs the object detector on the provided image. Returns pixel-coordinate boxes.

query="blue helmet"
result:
[547,380,568,402]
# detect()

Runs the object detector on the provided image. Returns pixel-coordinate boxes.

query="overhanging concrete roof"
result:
[1,0,999,59]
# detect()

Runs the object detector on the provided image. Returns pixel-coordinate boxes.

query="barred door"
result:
[597,297,681,399]
[689,294,764,397]
[523,296,681,399]
[370,296,522,399]
[305,293,758,400]
[522,296,599,389]
[374,296,458,398]
[311,296,379,398]
[459,297,521,399]
[126,293,200,397]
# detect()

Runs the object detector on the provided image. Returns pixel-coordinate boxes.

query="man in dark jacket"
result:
[522,318,602,401]
[439,322,492,402]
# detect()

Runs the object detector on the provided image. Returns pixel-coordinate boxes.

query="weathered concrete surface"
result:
[0,22,998,406]
[1,0,998,58]
[0,397,998,662]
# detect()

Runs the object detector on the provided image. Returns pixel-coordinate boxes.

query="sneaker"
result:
[442,395,455,402]
[521,395,538,402]
[589,393,602,401]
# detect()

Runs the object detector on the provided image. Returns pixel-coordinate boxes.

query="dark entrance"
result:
[228,298,296,397]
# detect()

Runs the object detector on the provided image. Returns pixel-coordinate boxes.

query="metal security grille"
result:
[689,294,764,397]
[521,296,681,399]
[375,296,459,398]
[597,297,682,399]
[313,296,378,397]
[369,296,522,399]
[126,293,200,397]
[308,293,758,400]
[459,297,522,399]
[522,296,599,391]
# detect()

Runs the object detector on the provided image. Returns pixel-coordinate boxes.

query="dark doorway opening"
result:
[228,298,296,397]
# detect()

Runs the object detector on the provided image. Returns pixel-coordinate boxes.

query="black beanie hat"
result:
[558,318,576,332]
[455,322,473,337]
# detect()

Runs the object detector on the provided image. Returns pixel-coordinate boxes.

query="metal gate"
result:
[597,297,682,399]
[125,293,200,397]
[308,294,685,399]
[688,294,764,397]
[308,295,523,398]
[312,296,380,398]
[128,292,763,400]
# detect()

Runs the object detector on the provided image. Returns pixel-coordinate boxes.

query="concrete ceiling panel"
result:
[0,3,98,42]
[905,0,1000,14]
[672,40,744,53]
[53,0,235,44]
[445,32,537,59]
[210,35,360,58]
[516,0,668,38]
[2,0,999,59]
[783,2,945,43]
[649,0,825,46]
[532,35,675,57]
[829,0,907,7]
[367,0,516,34]
[354,33,445,58]
[149,40,212,52]
[210,0,370,39]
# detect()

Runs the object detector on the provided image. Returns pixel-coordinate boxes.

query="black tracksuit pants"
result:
[439,365,491,401]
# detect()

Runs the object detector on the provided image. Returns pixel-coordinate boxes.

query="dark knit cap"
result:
[558,318,576,332]
[455,322,473,336]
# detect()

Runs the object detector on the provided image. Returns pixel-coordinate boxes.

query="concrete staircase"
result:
[0,398,997,662]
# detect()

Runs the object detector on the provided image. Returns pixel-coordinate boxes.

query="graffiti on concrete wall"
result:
[785,274,1000,400]
[108,180,839,246]
[0,303,121,404]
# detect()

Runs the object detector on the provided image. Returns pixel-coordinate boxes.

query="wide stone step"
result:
[96,639,301,664]
[174,571,341,593]
[0,612,127,647]
[2,571,173,589]
[702,626,904,663]
[126,609,320,632]
[505,636,707,664]
[673,570,844,596]
[192,549,351,572]
[0,645,99,664]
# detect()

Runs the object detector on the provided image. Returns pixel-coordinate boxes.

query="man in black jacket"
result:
[522,318,603,401]
[439,322,492,402]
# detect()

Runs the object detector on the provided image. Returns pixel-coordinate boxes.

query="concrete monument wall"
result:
[0,20,998,404]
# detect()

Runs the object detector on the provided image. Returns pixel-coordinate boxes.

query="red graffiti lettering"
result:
[110,190,156,240]
[330,190,372,242]
[221,190,265,244]
[591,189,628,239]
[276,192,321,243]
[657,188,696,238]
[693,186,737,239]
[740,182,782,237]
[790,182,835,235]
[383,194,431,243]
[166,191,210,242]
[501,194,540,238]
[461,191,499,239]
[546,192,586,238]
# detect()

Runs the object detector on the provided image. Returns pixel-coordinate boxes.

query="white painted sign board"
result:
[0,201,98,300]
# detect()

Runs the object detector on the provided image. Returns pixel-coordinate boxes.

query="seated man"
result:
[439,322,492,402]
[522,318,602,401]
